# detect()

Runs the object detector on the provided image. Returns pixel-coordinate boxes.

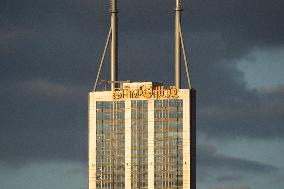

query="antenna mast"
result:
[175,0,192,89]
[175,0,182,89]
[111,0,118,91]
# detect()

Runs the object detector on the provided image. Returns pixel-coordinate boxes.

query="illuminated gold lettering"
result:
[123,90,130,98]
[143,88,152,98]
[113,90,123,99]
[138,89,143,97]
[156,86,163,98]
[113,86,179,99]
[164,89,171,98]
[132,90,138,98]
[170,87,179,98]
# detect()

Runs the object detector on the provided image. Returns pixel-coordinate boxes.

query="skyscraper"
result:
[89,1,196,189]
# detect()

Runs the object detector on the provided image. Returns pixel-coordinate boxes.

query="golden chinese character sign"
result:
[113,86,179,99]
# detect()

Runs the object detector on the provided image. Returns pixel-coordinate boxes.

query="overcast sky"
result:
[1,0,284,189]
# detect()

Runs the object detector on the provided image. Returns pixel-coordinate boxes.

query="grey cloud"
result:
[2,0,284,43]
[0,0,283,168]
[215,175,245,183]
[210,186,252,189]
[197,144,277,173]
[119,0,284,47]
[0,80,88,164]
[0,161,87,189]
[1,2,284,189]
[199,85,284,139]
[20,80,86,97]
[196,144,278,188]
[269,174,284,185]
[1,0,283,86]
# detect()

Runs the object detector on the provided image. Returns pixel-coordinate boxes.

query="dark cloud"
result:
[0,2,284,189]
[0,0,283,173]
[1,0,283,89]
[199,85,284,139]
[189,0,284,44]
[0,80,88,164]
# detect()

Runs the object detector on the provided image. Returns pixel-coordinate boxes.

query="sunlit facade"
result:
[89,82,196,189]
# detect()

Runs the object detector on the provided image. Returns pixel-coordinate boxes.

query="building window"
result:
[96,101,125,188]
[154,99,183,188]
[131,100,148,189]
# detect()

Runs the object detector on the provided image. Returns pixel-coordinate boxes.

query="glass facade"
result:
[154,100,183,188]
[89,84,195,189]
[96,101,125,188]
[131,100,148,188]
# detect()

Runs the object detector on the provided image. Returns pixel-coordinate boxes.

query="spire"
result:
[175,0,182,89]
[110,0,118,91]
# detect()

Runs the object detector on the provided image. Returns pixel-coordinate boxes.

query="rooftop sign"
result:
[113,86,179,99]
